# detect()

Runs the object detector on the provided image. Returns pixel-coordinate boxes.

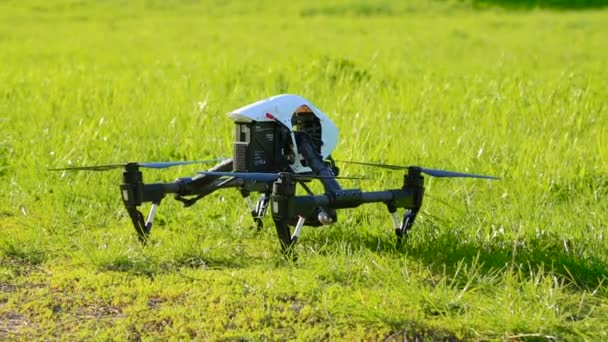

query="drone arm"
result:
[292,188,421,216]
[173,158,234,197]
[143,183,180,201]
[271,180,423,253]
[295,132,342,193]
[120,181,181,207]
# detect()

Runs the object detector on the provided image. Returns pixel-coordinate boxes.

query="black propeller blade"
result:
[335,160,500,180]
[197,171,365,182]
[48,159,227,172]
[415,167,500,180]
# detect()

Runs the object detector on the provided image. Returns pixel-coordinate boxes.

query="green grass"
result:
[1,0,608,339]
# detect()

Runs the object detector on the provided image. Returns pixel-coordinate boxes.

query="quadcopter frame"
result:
[51,95,498,255]
[119,138,425,252]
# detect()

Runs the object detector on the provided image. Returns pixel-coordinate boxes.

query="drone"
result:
[51,94,499,254]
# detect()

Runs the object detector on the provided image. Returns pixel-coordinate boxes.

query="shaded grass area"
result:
[2,246,604,340]
[306,224,608,290]
[2,213,606,339]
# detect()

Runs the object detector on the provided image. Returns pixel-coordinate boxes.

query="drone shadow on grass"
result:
[309,224,608,290]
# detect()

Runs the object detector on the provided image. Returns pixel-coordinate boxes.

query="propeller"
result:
[48,159,227,172]
[335,160,500,180]
[197,171,366,182]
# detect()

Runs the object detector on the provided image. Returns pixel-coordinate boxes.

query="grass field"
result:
[1,0,608,340]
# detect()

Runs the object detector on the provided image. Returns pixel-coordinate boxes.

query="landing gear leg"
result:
[270,173,297,259]
[273,217,296,259]
[253,194,270,229]
[242,191,270,230]
[396,209,419,241]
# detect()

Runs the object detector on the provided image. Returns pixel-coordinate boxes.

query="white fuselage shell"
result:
[228,94,339,173]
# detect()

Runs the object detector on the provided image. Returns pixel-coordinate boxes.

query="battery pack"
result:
[233,122,288,172]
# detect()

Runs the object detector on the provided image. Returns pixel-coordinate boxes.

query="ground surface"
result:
[1,0,607,340]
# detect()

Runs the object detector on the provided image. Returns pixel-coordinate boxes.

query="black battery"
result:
[233,122,288,172]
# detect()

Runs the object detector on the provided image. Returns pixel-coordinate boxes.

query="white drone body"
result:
[52,94,498,251]
[228,94,339,173]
